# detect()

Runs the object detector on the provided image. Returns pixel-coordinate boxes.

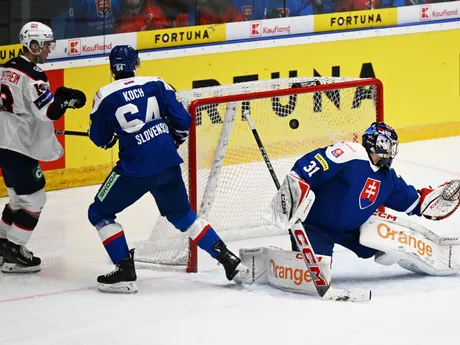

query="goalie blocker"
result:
[261,173,315,231]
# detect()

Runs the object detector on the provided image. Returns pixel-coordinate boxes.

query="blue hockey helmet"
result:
[109,45,140,76]
[362,122,399,169]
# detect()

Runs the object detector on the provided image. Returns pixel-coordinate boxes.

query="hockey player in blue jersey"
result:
[87,45,249,293]
[285,122,418,258]
[252,121,460,289]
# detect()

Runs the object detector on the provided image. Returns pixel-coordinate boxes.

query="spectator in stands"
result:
[333,0,393,12]
[294,0,333,15]
[116,0,189,33]
[67,0,123,38]
[197,0,243,25]
[232,0,314,20]
[155,0,192,27]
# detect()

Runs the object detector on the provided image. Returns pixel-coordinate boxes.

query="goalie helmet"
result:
[109,45,140,76]
[19,22,54,55]
[362,122,399,169]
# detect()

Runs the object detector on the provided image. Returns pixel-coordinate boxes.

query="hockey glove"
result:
[101,135,118,150]
[172,131,187,149]
[419,180,460,220]
[55,87,87,109]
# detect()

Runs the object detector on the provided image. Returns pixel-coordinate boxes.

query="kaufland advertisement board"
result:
[0,33,137,64]
[1,22,456,198]
[226,16,314,40]
[48,32,137,60]
[1,3,458,65]
[398,1,460,24]
[0,10,459,197]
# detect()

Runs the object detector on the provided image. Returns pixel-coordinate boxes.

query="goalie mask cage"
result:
[135,77,384,272]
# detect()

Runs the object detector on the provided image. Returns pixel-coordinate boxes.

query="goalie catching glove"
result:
[418,180,460,220]
[262,173,315,230]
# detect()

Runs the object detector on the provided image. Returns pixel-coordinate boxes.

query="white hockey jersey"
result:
[0,56,63,161]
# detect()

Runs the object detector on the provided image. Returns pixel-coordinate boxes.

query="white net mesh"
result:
[135,77,382,270]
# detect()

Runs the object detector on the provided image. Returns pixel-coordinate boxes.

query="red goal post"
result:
[135,77,384,273]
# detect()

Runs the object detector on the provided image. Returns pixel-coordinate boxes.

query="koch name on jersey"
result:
[87,45,249,293]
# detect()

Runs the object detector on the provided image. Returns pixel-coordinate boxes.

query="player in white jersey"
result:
[0,22,86,273]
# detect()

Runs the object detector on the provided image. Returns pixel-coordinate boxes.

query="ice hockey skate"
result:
[97,249,138,293]
[214,240,250,284]
[1,240,41,273]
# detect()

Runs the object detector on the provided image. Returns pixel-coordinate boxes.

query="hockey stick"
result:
[244,111,371,302]
[54,130,89,137]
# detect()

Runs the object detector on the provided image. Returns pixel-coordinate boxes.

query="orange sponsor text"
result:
[377,223,432,257]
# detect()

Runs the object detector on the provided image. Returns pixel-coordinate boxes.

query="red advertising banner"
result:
[42,69,66,171]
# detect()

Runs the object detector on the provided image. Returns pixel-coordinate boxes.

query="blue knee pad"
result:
[167,209,196,232]
[350,245,376,259]
[88,203,114,227]
[339,232,377,259]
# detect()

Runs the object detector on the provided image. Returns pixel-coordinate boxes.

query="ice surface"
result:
[1,137,460,345]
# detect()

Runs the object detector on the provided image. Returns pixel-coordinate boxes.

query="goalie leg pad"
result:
[262,173,315,230]
[360,216,460,275]
[397,246,460,276]
[239,246,332,295]
[374,251,402,266]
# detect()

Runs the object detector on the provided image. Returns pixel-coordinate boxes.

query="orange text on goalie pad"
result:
[269,254,324,286]
[376,223,433,257]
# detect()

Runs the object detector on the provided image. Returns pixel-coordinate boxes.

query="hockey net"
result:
[135,77,384,272]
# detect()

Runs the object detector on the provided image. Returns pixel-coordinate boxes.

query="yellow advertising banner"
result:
[314,8,398,32]
[137,24,226,50]
[23,27,457,195]
[0,44,23,65]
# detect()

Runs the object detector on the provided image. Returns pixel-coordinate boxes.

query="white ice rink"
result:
[2,137,460,345]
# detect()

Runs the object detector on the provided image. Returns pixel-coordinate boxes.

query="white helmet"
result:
[19,21,54,55]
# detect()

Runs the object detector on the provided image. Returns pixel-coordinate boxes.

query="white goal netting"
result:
[134,77,383,271]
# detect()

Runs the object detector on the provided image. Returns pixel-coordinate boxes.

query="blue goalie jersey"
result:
[291,141,421,240]
[89,76,192,177]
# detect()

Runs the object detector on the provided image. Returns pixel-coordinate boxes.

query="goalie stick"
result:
[244,111,371,302]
